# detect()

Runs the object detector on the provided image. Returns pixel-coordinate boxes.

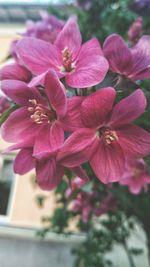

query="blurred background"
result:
[0,0,150,267]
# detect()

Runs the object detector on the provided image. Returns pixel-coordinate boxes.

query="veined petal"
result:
[55,16,81,59]
[109,89,146,127]
[0,63,31,82]
[1,80,44,106]
[16,37,61,74]
[36,158,64,190]
[44,71,67,117]
[130,35,150,78]
[57,128,98,167]
[14,148,35,175]
[33,124,51,159]
[33,122,64,160]
[117,124,150,157]
[90,140,125,183]
[1,107,39,143]
[131,68,150,81]
[81,87,116,128]
[50,121,64,150]
[61,96,85,132]
[66,38,109,88]
[103,34,133,75]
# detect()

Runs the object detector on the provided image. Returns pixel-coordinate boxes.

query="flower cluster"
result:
[1,15,150,192]
[65,177,117,223]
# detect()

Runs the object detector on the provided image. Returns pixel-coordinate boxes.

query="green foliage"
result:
[0,104,18,126]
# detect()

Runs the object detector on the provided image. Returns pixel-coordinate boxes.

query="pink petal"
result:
[1,80,44,106]
[14,148,35,175]
[49,121,64,150]
[109,89,146,127]
[129,178,144,194]
[44,71,67,117]
[61,96,85,132]
[130,35,150,79]
[90,140,125,183]
[28,71,48,87]
[117,124,150,157]
[33,124,51,159]
[1,107,39,143]
[0,63,31,82]
[36,158,64,190]
[103,34,133,75]
[5,140,34,152]
[71,166,89,181]
[66,38,109,88]
[33,122,64,159]
[131,68,150,81]
[17,37,61,75]
[81,87,116,128]
[55,16,81,59]
[57,128,98,167]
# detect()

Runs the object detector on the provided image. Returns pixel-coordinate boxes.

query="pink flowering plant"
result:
[1,15,150,192]
[1,4,150,266]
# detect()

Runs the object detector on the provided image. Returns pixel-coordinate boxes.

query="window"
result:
[0,156,16,222]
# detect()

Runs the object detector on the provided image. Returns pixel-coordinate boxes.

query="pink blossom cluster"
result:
[65,177,117,223]
[1,16,150,192]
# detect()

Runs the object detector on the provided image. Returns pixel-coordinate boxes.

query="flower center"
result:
[28,99,56,124]
[60,47,75,73]
[98,127,118,145]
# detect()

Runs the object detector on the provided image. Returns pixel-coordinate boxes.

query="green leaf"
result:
[0,104,18,126]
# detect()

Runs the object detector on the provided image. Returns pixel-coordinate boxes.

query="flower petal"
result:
[103,34,133,75]
[14,148,35,175]
[90,140,125,183]
[66,38,109,88]
[36,158,64,190]
[117,124,150,157]
[55,16,81,59]
[0,63,31,82]
[61,96,85,132]
[1,80,44,106]
[1,107,39,143]
[130,35,150,79]
[44,71,67,117]
[17,37,61,74]
[109,89,146,127]
[57,128,98,167]
[71,166,89,181]
[33,122,64,160]
[81,87,116,128]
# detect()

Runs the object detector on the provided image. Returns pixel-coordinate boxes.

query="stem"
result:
[123,240,136,267]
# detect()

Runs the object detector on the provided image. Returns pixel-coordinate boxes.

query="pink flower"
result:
[12,144,89,190]
[120,158,150,194]
[128,17,143,45]
[1,71,67,158]
[58,88,150,183]
[103,34,150,81]
[71,191,97,223]
[0,63,32,83]
[22,12,65,43]
[16,17,109,88]
[65,177,88,198]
